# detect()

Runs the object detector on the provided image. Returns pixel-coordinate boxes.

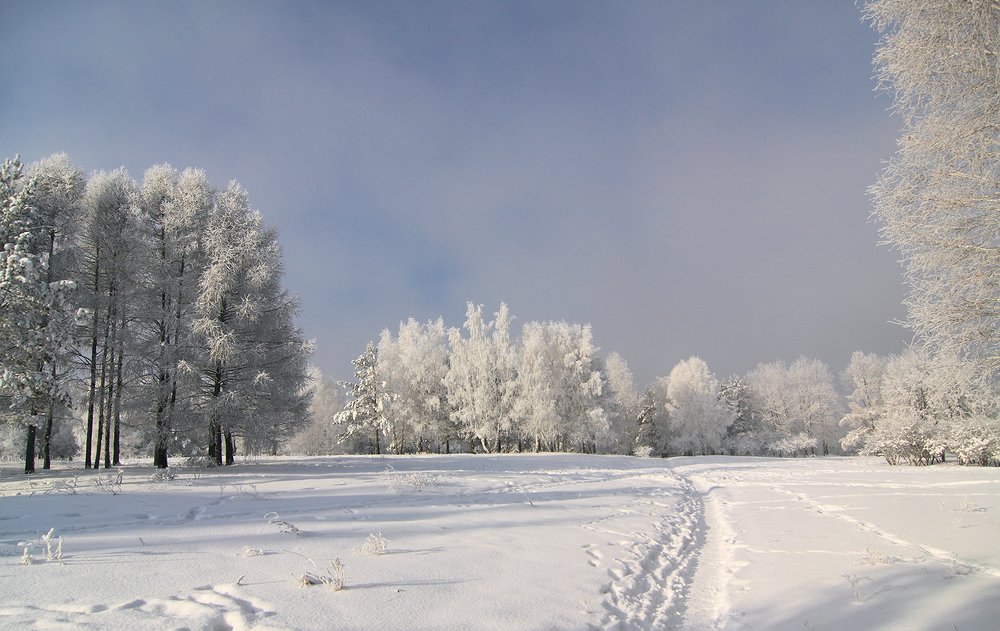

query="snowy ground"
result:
[0,455,997,630]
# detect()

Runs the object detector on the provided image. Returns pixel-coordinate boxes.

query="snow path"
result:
[593,468,704,630]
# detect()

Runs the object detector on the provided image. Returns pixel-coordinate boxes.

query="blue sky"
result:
[1,1,909,386]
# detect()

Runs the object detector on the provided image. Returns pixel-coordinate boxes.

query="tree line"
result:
[0,154,311,473]
[329,302,998,465]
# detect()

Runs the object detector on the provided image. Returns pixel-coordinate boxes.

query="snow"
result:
[1,455,998,630]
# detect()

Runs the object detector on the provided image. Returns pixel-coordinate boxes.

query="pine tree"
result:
[336,342,394,454]
[0,157,77,473]
[25,154,84,469]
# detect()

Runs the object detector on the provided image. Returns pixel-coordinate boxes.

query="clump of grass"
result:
[298,558,346,591]
[383,465,441,494]
[354,532,389,556]
[240,545,265,557]
[856,548,901,566]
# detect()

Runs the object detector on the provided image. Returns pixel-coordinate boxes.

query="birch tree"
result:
[665,357,733,456]
[444,303,518,453]
[867,0,1000,377]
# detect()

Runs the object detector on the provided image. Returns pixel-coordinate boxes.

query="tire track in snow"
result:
[593,469,705,631]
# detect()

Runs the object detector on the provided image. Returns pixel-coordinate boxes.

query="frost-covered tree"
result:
[0,157,77,473]
[78,168,142,468]
[24,154,84,469]
[378,318,451,453]
[856,349,980,465]
[138,164,211,468]
[286,368,347,455]
[193,182,311,464]
[720,376,767,456]
[867,0,1000,377]
[746,358,841,456]
[513,320,609,452]
[444,303,519,453]
[336,342,394,454]
[665,357,733,456]
[840,351,887,455]
[604,352,639,454]
[840,348,998,466]
[634,383,667,456]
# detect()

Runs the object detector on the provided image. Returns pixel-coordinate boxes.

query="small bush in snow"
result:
[633,445,655,459]
[842,574,872,602]
[184,455,218,468]
[354,532,389,555]
[93,469,124,494]
[384,465,440,494]
[149,468,177,483]
[299,558,346,591]
[18,529,63,565]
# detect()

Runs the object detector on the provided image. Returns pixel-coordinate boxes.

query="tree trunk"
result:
[24,424,37,474]
[157,255,186,470]
[112,306,125,467]
[209,359,224,466]
[85,246,101,469]
[103,323,116,469]
[42,401,54,470]
[224,429,235,465]
[94,337,108,470]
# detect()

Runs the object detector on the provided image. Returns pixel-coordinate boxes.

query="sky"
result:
[1,1,910,388]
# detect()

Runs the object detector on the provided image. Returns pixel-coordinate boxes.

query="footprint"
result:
[584,544,603,567]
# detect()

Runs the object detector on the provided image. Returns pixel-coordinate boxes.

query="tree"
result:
[840,351,887,454]
[0,157,77,473]
[745,358,841,456]
[665,357,733,456]
[378,318,451,453]
[867,0,1000,377]
[286,368,347,455]
[236,228,313,457]
[633,384,666,456]
[444,303,518,453]
[78,168,141,468]
[138,164,211,468]
[25,154,84,469]
[193,182,310,464]
[603,352,639,453]
[336,342,393,454]
[720,376,766,456]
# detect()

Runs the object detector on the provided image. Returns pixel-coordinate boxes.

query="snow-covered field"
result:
[1,455,997,630]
